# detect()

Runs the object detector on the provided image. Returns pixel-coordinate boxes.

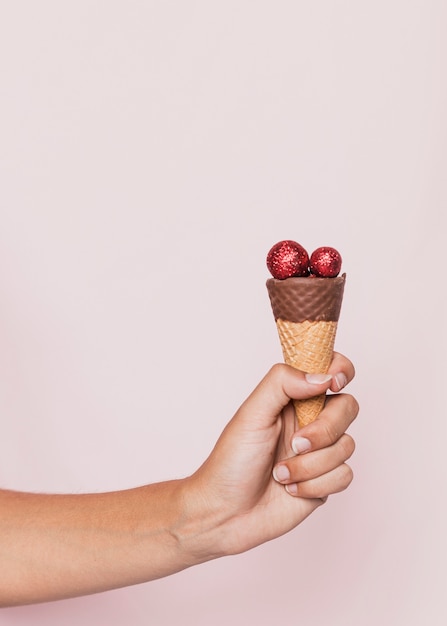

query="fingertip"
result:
[304,373,332,385]
[285,483,298,495]
[328,352,355,390]
[332,372,348,392]
[291,436,312,455]
[273,464,290,483]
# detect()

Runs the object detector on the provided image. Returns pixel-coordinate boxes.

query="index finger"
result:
[327,352,355,393]
[292,392,359,454]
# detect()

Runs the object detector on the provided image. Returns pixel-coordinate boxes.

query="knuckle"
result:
[269,362,288,382]
[340,464,354,490]
[344,393,360,418]
[321,420,340,445]
[299,458,317,482]
[332,352,355,380]
[339,434,355,460]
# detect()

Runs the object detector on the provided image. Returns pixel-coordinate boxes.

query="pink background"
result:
[0,2,445,624]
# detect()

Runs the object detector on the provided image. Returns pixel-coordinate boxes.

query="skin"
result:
[0,353,358,607]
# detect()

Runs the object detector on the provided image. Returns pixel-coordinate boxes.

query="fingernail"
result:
[285,483,298,495]
[273,465,290,483]
[334,373,348,391]
[292,437,312,455]
[305,373,332,384]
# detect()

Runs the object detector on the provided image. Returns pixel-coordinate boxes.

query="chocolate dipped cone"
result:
[266,274,345,427]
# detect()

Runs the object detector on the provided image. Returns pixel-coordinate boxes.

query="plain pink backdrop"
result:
[0,2,445,624]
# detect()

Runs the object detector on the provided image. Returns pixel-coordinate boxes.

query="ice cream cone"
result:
[266,274,345,428]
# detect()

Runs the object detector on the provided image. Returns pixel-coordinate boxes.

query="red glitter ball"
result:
[266,240,309,279]
[309,246,342,277]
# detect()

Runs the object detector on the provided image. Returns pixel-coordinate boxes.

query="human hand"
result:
[180,353,358,560]
[0,353,357,605]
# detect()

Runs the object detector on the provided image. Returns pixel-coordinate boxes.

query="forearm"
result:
[0,480,214,607]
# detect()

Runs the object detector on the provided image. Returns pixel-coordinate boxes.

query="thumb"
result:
[235,364,333,428]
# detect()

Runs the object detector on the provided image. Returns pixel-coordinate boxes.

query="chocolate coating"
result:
[266,274,346,323]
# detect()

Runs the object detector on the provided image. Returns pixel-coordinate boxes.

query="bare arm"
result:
[0,482,192,605]
[0,354,358,607]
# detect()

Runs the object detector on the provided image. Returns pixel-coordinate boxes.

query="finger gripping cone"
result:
[266,275,345,428]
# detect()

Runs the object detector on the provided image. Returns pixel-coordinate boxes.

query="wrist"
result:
[173,476,230,567]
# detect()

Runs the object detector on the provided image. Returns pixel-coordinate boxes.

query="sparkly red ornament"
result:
[266,240,309,279]
[309,246,342,277]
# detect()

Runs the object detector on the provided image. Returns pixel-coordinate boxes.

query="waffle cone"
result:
[266,274,345,428]
[276,318,338,427]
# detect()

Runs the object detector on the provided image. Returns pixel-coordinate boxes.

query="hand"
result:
[181,353,358,560]
[0,353,357,606]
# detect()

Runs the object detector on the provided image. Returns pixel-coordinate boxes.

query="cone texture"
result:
[266,275,345,428]
[276,318,338,427]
